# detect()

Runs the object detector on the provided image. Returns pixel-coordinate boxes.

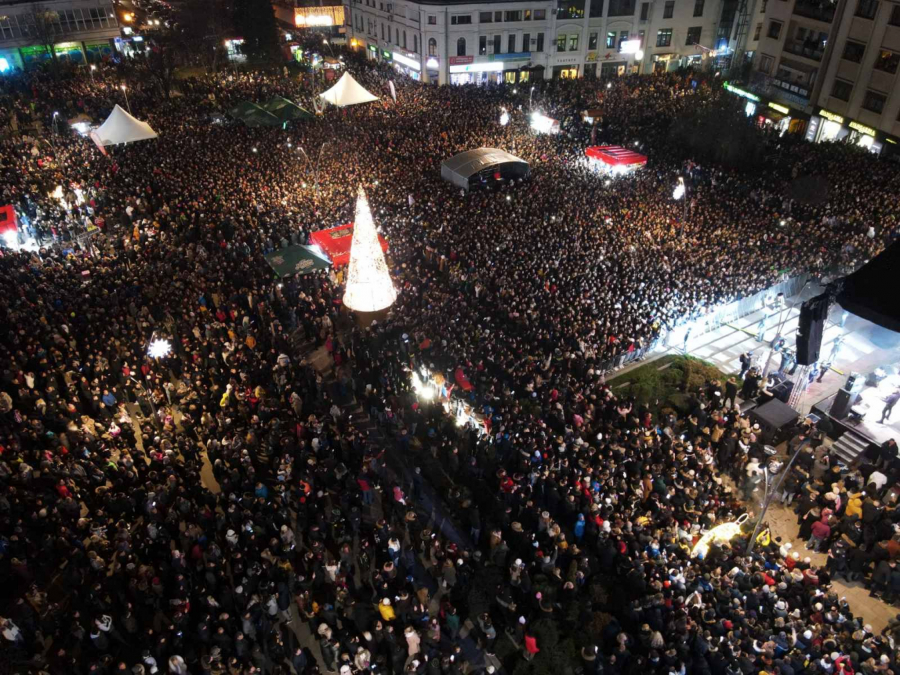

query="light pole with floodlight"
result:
[121,84,132,114]
[89,64,96,83]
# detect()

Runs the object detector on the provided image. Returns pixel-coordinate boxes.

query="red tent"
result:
[308,223,389,267]
[585,145,648,167]
[0,205,17,242]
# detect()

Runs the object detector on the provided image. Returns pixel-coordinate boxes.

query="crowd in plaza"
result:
[1,51,900,675]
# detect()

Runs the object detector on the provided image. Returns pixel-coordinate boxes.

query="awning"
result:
[837,241,900,333]
[228,101,282,127]
[585,145,648,166]
[264,245,332,277]
[309,223,388,267]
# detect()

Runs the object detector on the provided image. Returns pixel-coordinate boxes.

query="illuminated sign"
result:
[722,81,760,102]
[619,39,641,54]
[368,44,377,52]
[449,61,504,73]
[392,52,420,70]
[849,120,876,136]
[768,102,790,114]
[426,57,439,69]
[382,50,391,59]
[294,6,344,26]
[819,109,844,124]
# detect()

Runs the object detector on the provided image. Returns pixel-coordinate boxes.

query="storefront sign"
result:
[426,57,439,69]
[449,61,504,73]
[723,81,760,102]
[585,51,598,62]
[490,51,530,61]
[382,50,392,59]
[449,55,473,65]
[805,116,820,142]
[849,121,876,136]
[819,109,844,124]
[768,102,790,114]
[368,45,377,53]
[393,52,420,70]
[295,6,344,26]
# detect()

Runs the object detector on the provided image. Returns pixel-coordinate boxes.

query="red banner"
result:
[309,223,388,267]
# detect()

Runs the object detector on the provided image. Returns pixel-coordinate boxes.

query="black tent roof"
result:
[836,240,900,333]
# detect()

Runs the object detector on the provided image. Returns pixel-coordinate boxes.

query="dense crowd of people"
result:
[0,50,899,675]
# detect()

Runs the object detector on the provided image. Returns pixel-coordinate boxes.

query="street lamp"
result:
[322,38,334,56]
[529,85,535,108]
[121,84,132,114]
[89,63,96,83]
[148,338,172,359]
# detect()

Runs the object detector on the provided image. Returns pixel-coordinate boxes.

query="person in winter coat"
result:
[405,626,421,656]
[574,513,586,542]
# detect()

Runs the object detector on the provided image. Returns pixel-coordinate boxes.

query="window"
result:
[590,0,604,16]
[753,22,761,40]
[402,31,406,48]
[656,27,672,46]
[856,0,878,18]
[758,53,774,73]
[589,31,598,49]
[606,30,617,47]
[493,34,501,52]
[767,20,782,39]
[686,26,701,44]
[831,79,852,100]
[557,0,585,19]
[536,32,544,50]
[495,10,502,20]
[479,35,487,54]
[505,10,522,20]
[525,9,532,19]
[508,34,516,52]
[456,37,466,55]
[380,22,384,38]
[569,34,579,50]
[663,1,674,17]
[891,4,900,24]
[414,35,418,52]
[842,40,865,62]
[450,14,472,24]
[479,11,492,22]
[524,32,531,49]
[607,0,636,15]
[874,49,900,73]
[395,28,399,44]
[641,1,650,19]
[694,0,705,15]
[534,9,547,18]
[428,37,436,55]
[427,14,436,24]
[557,33,567,51]
[863,89,887,113]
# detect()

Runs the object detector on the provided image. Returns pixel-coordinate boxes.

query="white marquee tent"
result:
[318,72,379,108]
[90,105,158,146]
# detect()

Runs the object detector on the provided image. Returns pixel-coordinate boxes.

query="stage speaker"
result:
[830,388,855,420]
[796,294,829,365]
[773,379,793,403]
[845,372,859,391]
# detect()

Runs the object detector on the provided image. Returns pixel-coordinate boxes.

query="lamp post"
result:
[130,376,160,428]
[299,143,329,200]
[529,85,535,108]
[322,38,335,57]
[121,84,132,114]
[89,63,96,84]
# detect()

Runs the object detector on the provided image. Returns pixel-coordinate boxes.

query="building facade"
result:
[0,0,120,72]
[749,0,900,151]
[343,0,733,84]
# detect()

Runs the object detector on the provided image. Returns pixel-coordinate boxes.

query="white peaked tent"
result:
[319,72,379,108]
[91,105,158,146]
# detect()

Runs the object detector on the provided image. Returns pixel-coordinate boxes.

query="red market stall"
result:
[585,145,648,175]
[309,223,389,267]
[0,205,18,246]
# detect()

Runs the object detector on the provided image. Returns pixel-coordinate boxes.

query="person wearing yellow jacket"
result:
[845,492,864,519]
[378,598,396,622]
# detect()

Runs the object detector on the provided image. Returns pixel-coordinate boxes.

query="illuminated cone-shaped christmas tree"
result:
[343,187,397,313]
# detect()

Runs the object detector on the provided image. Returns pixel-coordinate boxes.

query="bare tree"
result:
[28,7,64,70]
[137,33,180,99]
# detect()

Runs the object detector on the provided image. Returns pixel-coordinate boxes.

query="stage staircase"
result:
[832,427,872,465]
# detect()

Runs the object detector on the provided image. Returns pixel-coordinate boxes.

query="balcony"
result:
[782,39,825,60]
[792,0,836,23]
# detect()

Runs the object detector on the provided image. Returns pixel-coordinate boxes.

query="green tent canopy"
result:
[262,96,315,122]
[264,245,332,277]
[228,101,282,128]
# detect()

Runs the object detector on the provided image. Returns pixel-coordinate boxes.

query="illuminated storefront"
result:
[392,51,421,81]
[294,6,344,27]
[448,58,503,85]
